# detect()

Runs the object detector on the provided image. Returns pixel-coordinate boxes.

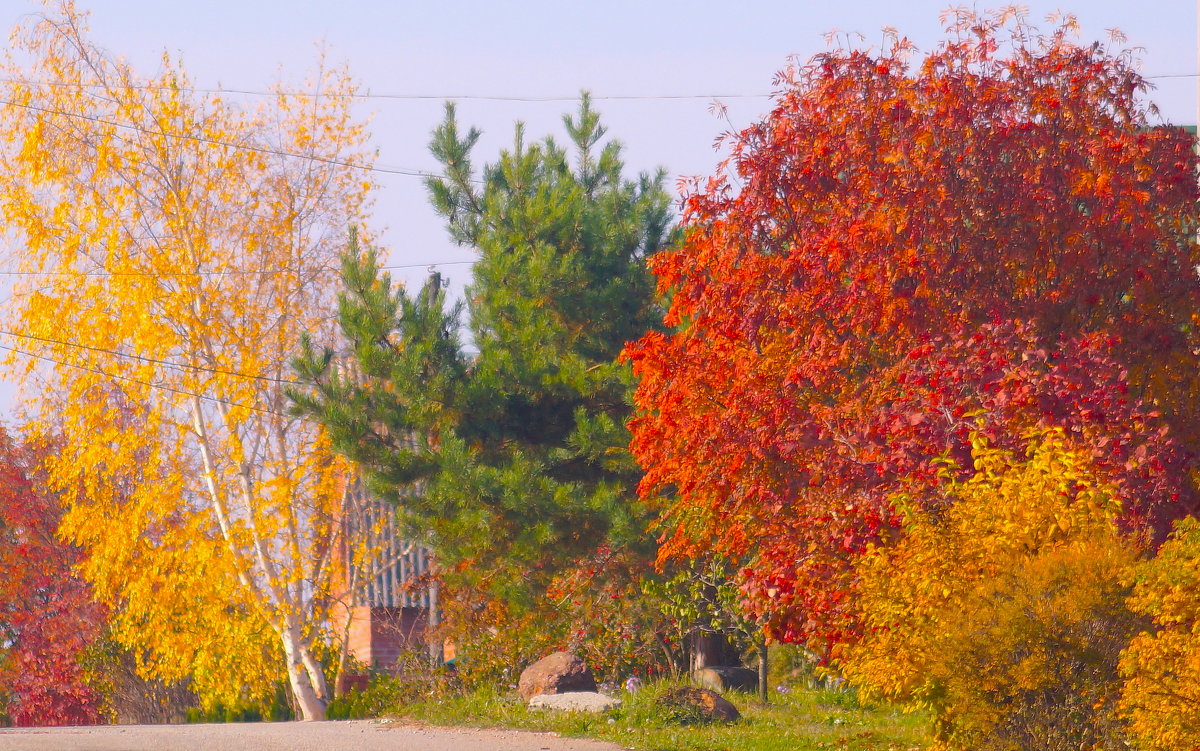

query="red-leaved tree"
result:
[0,429,104,726]
[626,9,1199,648]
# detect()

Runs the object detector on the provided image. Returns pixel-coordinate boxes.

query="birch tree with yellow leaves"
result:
[0,1,375,720]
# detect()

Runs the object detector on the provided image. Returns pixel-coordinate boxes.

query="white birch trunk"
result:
[281,622,328,721]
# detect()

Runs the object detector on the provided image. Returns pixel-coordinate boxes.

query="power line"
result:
[2,74,1193,100]
[0,78,772,101]
[245,91,772,102]
[6,72,1191,191]
[0,342,282,417]
[0,95,438,179]
[0,259,476,279]
[0,329,300,386]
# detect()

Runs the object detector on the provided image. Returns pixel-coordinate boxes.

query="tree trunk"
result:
[427,576,444,668]
[281,627,328,721]
[758,637,768,703]
[690,630,739,671]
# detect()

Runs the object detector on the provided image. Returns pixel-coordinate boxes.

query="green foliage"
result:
[326,674,410,720]
[292,95,675,668]
[437,551,686,689]
[184,686,293,723]
[812,686,864,712]
[395,681,927,751]
[561,572,689,684]
[291,228,463,503]
[419,93,675,594]
[645,555,762,661]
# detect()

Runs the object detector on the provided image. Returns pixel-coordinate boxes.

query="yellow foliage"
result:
[0,1,380,718]
[841,429,1144,750]
[1119,517,1200,750]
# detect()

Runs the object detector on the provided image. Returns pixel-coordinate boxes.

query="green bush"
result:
[326,673,409,720]
[183,684,292,723]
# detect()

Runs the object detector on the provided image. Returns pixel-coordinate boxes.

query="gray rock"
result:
[657,687,740,723]
[517,651,597,699]
[693,666,759,693]
[528,692,621,713]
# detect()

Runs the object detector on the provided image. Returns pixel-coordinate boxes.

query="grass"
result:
[391,681,928,751]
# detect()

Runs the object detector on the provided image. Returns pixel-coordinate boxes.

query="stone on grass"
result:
[657,686,740,724]
[693,666,758,693]
[517,651,597,699]
[528,691,621,713]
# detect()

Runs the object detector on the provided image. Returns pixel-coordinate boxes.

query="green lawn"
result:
[393,683,928,751]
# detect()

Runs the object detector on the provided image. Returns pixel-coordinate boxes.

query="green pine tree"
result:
[292,95,675,616]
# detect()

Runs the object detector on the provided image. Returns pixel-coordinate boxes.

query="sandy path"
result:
[0,720,629,751]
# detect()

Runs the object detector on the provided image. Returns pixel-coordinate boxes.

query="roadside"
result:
[395,685,927,751]
[0,720,628,751]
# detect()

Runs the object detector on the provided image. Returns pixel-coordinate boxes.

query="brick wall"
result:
[344,605,427,670]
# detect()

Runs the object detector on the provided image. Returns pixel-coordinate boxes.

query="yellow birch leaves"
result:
[0,1,373,714]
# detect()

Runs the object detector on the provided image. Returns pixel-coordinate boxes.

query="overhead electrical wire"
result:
[0,342,282,417]
[5,69,1190,201]
[1,329,300,386]
[1,67,1191,398]
[0,95,438,179]
[0,259,476,278]
[1,72,1194,100]
[0,78,774,101]
[0,68,1192,414]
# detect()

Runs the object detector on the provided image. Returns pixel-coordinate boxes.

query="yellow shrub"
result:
[1119,516,1200,750]
[841,429,1144,750]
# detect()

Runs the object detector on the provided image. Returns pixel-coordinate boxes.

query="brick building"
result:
[333,483,436,681]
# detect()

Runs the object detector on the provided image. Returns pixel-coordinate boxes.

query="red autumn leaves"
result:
[0,432,104,725]
[626,13,1200,646]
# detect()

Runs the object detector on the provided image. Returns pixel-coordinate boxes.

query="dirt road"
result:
[0,720,629,751]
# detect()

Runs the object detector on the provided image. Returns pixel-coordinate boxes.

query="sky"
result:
[0,0,1194,409]
[6,0,1186,287]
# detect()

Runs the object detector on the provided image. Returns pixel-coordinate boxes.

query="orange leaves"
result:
[626,9,1198,650]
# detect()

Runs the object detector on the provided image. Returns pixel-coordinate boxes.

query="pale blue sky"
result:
[0,1,1193,412]
[11,0,1183,291]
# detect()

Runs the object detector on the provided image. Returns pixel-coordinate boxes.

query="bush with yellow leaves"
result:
[840,429,1146,750]
[1119,516,1200,749]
